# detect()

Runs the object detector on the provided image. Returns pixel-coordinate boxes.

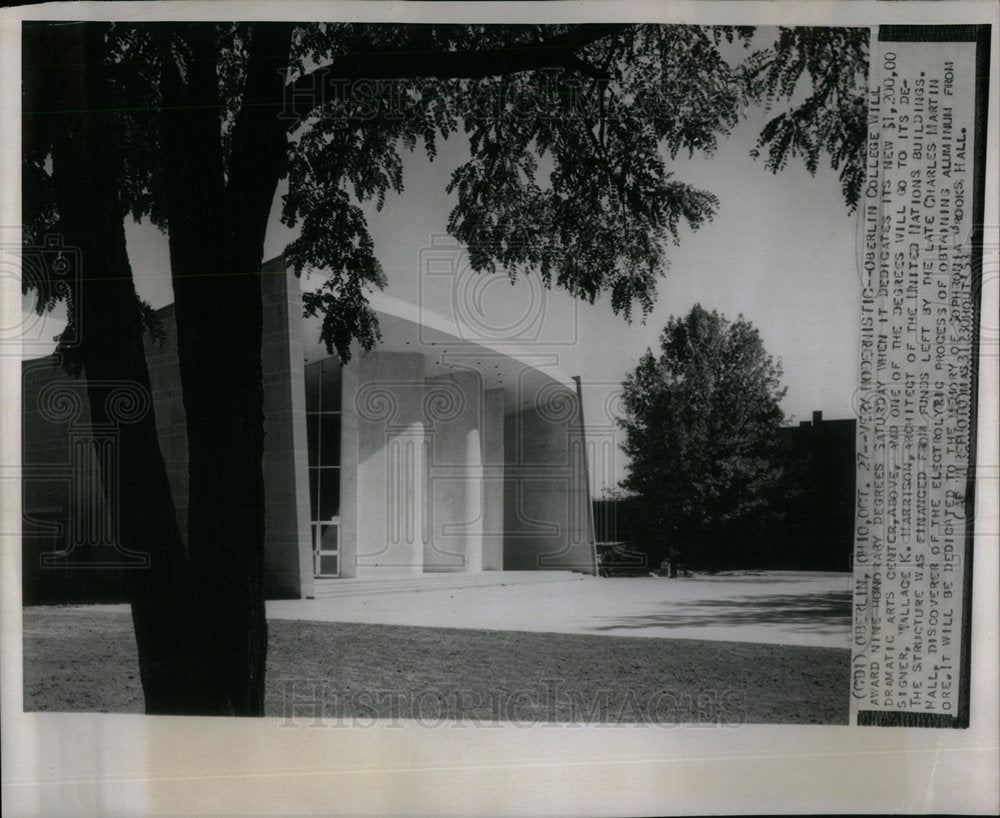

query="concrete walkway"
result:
[267,571,852,649]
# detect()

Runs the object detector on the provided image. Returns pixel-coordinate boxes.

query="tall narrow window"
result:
[305,358,341,576]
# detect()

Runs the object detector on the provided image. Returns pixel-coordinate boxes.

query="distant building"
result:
[21,256,597,603]
[777,410,856,571]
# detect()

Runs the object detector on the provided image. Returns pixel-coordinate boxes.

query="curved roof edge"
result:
[363,289,578,394]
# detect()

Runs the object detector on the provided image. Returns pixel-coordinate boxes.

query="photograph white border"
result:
[2,2,997,815]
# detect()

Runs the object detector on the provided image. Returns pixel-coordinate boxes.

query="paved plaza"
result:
[266,571,852,649]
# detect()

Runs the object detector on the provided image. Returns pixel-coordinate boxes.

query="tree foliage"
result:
[25,23,870,363]
[745,27,870,210]
[618,305,790,570]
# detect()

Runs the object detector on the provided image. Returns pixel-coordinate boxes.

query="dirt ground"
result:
[22,606,849,724]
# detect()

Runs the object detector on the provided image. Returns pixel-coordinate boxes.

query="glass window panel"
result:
[320,524,339,552]
[319,554,338,576]
[305,362,321,412]
[308,468,318,520]
[306,414,319,466]
[320,360,341,412]
[318,467,340,519]
[320,414,340,466]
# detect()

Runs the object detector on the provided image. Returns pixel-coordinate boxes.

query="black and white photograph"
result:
[2,1,998,815]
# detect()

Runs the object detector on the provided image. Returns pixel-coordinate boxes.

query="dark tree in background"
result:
[23,21,867,714]
[618,305,791,572]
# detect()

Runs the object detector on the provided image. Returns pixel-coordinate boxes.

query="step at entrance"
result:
[310,570,588,599]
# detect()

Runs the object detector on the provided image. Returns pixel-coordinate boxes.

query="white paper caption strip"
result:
[851,29,981,726]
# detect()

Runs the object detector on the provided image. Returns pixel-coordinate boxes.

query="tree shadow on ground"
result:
[590,591,852,635]
[683,574,850,585]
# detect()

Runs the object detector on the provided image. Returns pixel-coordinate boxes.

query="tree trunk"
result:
[41,22,196,713]
[158,23,293,715]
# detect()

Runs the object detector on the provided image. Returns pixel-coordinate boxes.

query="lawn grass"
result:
[23,606,849,724]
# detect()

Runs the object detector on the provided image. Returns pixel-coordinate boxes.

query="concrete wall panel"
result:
[503,384,596,574]
[344,351,427,575]
[425,371,484,572]
[260,257,314,598]
[481,388,505,571]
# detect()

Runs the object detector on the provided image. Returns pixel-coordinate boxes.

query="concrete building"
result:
[21,256,598,603]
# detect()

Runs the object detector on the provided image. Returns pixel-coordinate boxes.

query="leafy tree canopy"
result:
[618,304,790,569]
[24,23,869,362]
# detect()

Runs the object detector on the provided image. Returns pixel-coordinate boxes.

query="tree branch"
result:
[226,22,295,262]
[284,23,629,120]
